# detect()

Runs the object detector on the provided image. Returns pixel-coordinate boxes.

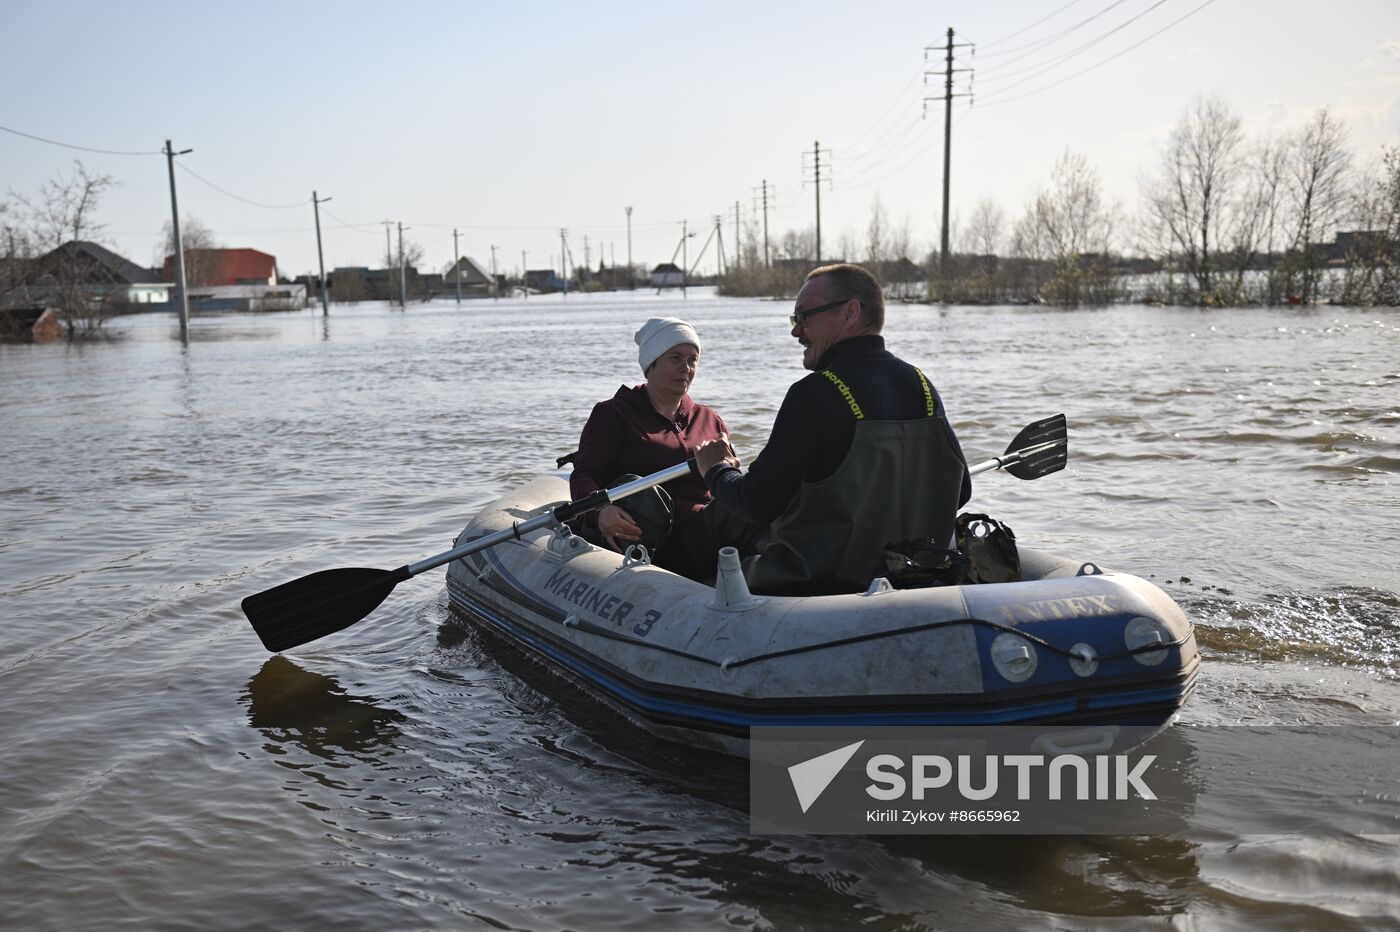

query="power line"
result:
[977,0,1133,67]
[0,123,161,156]
[175,162,310,209]
[977,0,1169,94]
[980,0,1087,50]
[978,0,1216,109]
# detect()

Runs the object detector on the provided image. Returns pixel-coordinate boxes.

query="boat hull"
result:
[445,476,1198,757]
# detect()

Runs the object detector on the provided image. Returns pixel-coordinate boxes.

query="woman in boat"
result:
[570,317,760,577]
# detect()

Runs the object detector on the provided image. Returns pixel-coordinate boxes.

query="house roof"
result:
[651,263,682,273]
[162,247,277,284]
[45,241,162,284]
[445,256,493,285]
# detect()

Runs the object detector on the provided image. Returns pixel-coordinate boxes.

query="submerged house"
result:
[442,256,495,298]
[649,263,683,287]
[18,241,172,308]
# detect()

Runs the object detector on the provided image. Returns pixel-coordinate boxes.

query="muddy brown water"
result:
[2,293,1398,929]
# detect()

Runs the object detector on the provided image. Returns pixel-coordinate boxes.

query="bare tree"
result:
[1280,107,1353,303]
[864,196,888,279]
[963,198,1005,258]
[3,161,120,337]
[160,215,221,286]
[777,227,816,262]
[1018,150,1118,307]
[1339,146,1400,305]
[1142,95,1246,305]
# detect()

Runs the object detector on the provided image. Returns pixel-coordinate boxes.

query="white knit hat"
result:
[634,317,701,373]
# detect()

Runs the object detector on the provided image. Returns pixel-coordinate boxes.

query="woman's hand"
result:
[596,504,643,551]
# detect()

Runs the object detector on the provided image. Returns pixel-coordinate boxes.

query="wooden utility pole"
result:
[311,191,331,315]
[560,229,568,297]
[625,206,633,288]
[714,214,726,276]
[734,200,741,272]
[681,219,689,298]
[490,244,498,300]
[163,139,192,342]
[397,223,408,307]
[924,27,973,289]
[382,221,392,303]
[758,180,771,268]
[521,249,528,299]
[804,142,831,263]
[453,229,461,304]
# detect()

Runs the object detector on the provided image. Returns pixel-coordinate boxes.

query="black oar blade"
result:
[1004,413,1068,480]
[242,566,407,653]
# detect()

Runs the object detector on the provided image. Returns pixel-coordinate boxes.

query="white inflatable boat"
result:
[444,473,1199,757]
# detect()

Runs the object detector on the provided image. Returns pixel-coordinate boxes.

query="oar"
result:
[242,461,695,653]
[242,415,1067,653]
[968,413,1066,479]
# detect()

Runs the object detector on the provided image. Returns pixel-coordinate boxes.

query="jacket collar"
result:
[615,384,693,426]
[816,333,885,369]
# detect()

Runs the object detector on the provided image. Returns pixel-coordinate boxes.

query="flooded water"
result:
[2,292,1398,929]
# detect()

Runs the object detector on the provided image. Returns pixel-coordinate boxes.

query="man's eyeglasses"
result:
[789,298,856,329]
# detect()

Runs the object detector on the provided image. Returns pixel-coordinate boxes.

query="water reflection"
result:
[434,610,1205,923]
[243,655,405,761]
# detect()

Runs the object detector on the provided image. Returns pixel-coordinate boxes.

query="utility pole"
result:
[453,229,462,304]
[163,139,192,342]
[560,229,568,298]
[734,200,742,272]
[625,207,635,288]
[521,249,528,299]
[925,27,973,290]
[681,219,689,298]
[625,206,634,289]
[804,142,832,263]
[755,179,771,268]
[490,244,498,300]
[714,214,726,276]
[382,221,392,303]
[312,191,331,315]
[583,234,590,282]
[397,222,407,307]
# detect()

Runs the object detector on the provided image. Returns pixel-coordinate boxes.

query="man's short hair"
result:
[806,263,885,332]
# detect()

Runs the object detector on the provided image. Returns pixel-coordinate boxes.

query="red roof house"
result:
[162,248,277,286]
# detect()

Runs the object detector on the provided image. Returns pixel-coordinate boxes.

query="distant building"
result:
[14,241,171,308]
[650,263,683,287]
[328,265,435,302]
[443,256,494,298]
[185,283,306,312]
[162,248,277,286]
[525,269,565,292]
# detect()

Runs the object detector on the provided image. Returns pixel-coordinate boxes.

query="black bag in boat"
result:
[882,512,1021,589]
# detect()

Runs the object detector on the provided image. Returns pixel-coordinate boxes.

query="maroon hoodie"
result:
[569,385,728,528]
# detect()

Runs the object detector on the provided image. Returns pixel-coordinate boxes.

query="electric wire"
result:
[978,0,1217,109]
[175,162,310,209]
[979,0,1087,50]
[0,123,161,156]
[977,0,1170,96]
[976,0,1132,64]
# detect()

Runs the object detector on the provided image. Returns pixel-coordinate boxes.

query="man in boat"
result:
[693,263,971,595]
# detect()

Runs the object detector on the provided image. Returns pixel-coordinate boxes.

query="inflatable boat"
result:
[241,414,1196,758]
[443,473,1198,757]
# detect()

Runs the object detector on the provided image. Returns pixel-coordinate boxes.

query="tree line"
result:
[721,96,1400,308]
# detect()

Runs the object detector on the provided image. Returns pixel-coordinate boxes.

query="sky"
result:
[3,0,1399,279]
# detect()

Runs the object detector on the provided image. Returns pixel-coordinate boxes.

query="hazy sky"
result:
[4,0,1399,278]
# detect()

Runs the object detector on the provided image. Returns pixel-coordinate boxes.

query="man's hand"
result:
[694,433,740,477]
[596,504,642,551]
